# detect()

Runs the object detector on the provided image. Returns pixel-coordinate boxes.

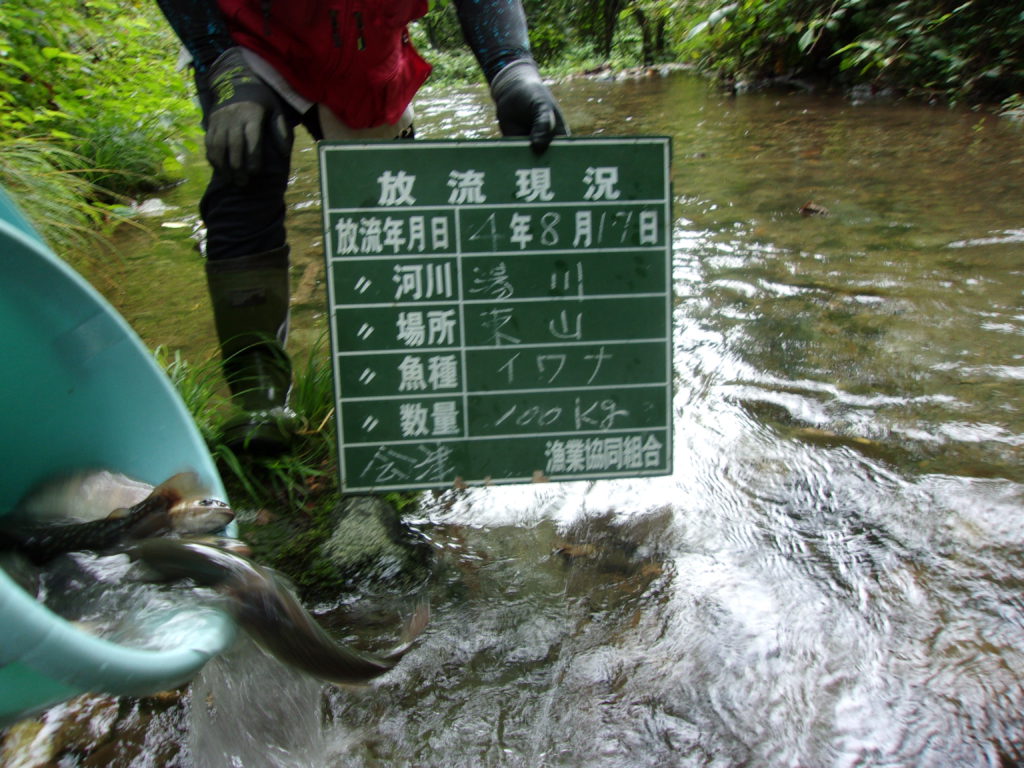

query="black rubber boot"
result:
[206,246,296,455]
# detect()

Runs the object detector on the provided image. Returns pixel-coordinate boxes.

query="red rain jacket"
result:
[216,0,432,129]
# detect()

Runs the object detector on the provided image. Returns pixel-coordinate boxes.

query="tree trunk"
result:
[600,0,624,59]
[632,7,654,65]
[422,13,441,51]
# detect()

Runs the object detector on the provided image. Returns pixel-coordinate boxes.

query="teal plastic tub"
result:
[0,188,236,726]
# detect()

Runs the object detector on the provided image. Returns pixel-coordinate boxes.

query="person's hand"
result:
[203,47,290,185]
[490,59,569,153]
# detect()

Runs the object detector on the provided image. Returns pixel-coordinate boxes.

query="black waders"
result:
[206,246,296,454]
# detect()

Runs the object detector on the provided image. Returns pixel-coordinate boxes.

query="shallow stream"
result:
[40,71,1024,766]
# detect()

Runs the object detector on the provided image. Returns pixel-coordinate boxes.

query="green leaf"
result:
[685,20,710,42]
[798,28,815,52]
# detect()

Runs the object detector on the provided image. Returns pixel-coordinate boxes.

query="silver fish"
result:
[130,538,429,685]
[2,472,233,565]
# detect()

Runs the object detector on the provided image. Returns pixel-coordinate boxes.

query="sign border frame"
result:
[318,136,674,492]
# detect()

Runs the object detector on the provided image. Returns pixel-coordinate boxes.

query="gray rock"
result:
[320,496,433,593]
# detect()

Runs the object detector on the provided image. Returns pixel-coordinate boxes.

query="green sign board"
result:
[319,137,673,492]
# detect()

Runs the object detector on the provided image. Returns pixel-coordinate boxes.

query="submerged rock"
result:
[320,496,434,594]
[0,691,187,768]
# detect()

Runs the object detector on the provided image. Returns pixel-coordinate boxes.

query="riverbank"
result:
[677,0,1023,117]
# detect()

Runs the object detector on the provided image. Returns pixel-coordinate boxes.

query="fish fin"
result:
[126,472,207,522]
[177,535,252,558]
[383,598,431,661]
[117,473,201,539]
[151,471,208,507]
[107,507,131,519]
[403,598,431,644]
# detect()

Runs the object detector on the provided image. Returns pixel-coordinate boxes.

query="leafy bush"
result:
[0,0,200,244]
[681,0,1024,104]
[1001,93,1024,121]
[0,136,122,253]
[832,1,1024,102]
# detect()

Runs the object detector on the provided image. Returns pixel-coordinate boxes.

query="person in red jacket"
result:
[154,0,568,453]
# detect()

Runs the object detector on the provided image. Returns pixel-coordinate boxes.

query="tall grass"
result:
[153,345,230,445]
[0,137,133,254]
[156,335,340,510]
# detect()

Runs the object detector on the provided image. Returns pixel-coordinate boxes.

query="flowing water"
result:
[34,71,1024,766]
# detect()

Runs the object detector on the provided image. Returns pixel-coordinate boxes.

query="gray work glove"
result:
[490,59,569,154]
[203,47,290,185]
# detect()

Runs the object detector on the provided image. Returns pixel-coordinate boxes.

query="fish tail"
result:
[231,570,404,685]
